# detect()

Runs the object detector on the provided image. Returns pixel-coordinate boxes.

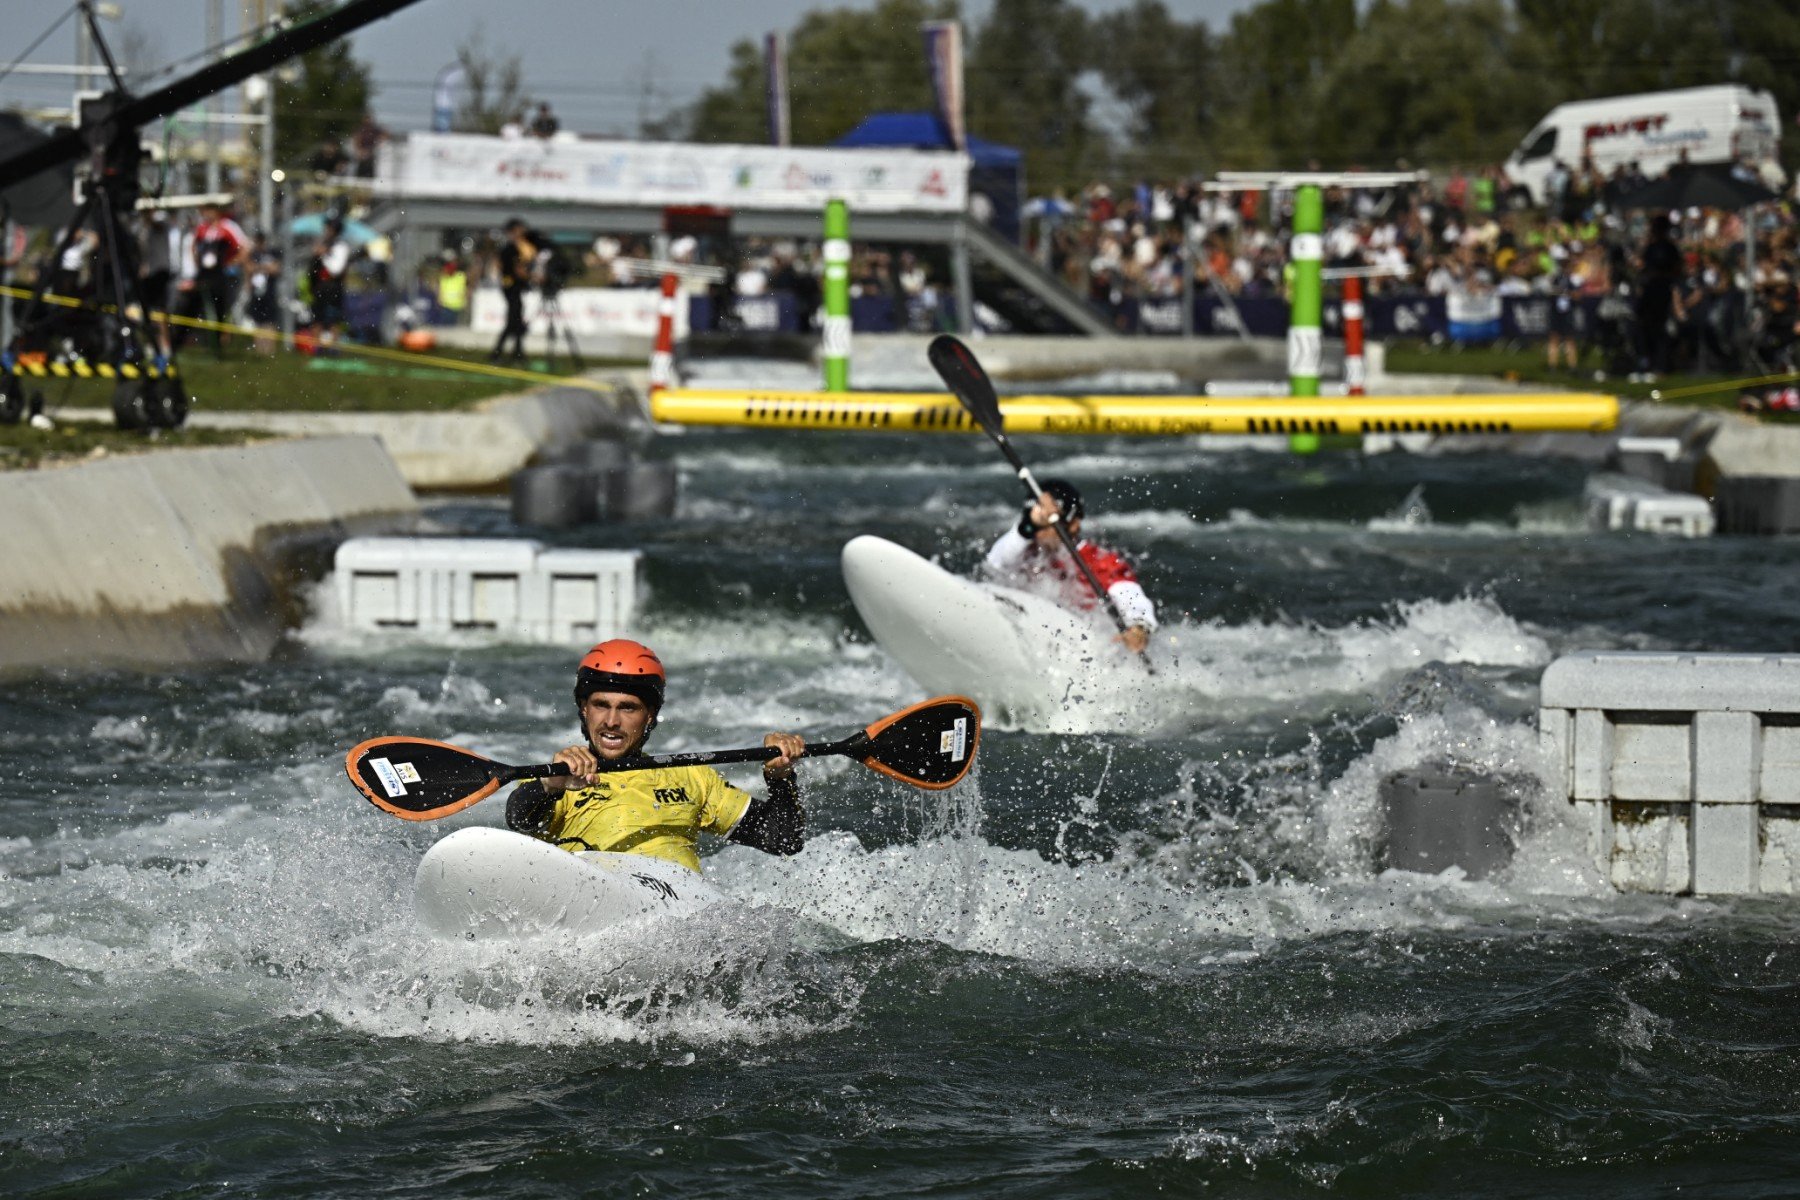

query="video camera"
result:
[535,241,574,298]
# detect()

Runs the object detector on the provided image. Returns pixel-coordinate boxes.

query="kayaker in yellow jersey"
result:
[505,639,806,873]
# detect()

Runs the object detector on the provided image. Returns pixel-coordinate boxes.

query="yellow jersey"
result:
[534,764,752,873]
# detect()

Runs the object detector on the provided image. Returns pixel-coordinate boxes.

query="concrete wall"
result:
[1701,418,1800,483]
[0,435,418,675]
[162,380,639,491]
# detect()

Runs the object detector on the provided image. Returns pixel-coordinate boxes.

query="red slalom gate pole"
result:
[648,272,679,395]
[1343,274,1365,397]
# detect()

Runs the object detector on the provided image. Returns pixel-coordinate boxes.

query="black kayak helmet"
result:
[1018,477,1085,535]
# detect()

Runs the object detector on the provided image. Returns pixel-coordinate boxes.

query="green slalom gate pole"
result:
[1287,183,1323,454]
[823,198,851,392]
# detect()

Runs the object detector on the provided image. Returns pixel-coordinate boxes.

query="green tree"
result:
[966,0,1100,191]
[688,0,956,145]
[1308,0,1546,168]
[1205,0,1357,168]
[1090,0,1220,179]
[271,0,373,168]
[453,29,531,134]
[1717,0,1800,173]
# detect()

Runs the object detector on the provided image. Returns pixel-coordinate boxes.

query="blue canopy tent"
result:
[835,113,1023,244]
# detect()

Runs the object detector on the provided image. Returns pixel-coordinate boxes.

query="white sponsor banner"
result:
[380,134,970,214]
[1446,285,1502,325]
[469,286,692,339]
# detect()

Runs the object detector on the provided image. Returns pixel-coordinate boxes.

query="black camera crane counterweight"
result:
[0,0,428,428]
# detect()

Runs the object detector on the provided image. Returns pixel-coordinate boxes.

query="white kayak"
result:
[414,826,726,939]
[842,534,1132,730]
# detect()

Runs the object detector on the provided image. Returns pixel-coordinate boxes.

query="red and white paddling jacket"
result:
[983,527,1157,630]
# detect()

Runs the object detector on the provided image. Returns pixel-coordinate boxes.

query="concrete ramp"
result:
[0,436,417,675]
[960,217,1115,336]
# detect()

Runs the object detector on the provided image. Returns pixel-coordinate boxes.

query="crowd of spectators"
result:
[1026,164,1798,380]
[21,124,1786,391]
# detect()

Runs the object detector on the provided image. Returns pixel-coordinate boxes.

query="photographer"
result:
[489,218,537,364]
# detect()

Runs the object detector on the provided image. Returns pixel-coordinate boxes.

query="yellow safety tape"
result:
[1653,369,1800,401]
[0,283,609,394]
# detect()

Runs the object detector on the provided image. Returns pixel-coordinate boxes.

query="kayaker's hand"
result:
[763,732,805,778]
[548,744,597,793]
[1119,625,1150,655]
[1029,491,1062,529]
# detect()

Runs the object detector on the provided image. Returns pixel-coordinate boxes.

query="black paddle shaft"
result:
[927,335,1154,672]
[490,736,867,784]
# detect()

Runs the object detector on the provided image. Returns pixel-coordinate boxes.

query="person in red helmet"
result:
[504,639,807,872]
[984,478,1157,655]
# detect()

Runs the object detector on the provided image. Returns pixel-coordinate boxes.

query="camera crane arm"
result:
[0,0,429,431]
[0,0,429,187]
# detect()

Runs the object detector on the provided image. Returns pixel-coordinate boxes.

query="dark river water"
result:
[4,423,1798,1198]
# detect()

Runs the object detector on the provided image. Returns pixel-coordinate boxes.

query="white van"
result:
[1504,85,1781,206]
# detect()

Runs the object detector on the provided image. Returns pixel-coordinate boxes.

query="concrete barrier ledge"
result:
[0,435,418,676]
[58,377,640,491]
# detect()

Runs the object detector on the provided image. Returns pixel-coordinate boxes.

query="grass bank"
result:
[0,422,274,470]
[1383,339,1796,417]
[21,344,635,415]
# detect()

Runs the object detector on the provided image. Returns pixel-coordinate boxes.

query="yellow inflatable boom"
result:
[651,388,1617,436]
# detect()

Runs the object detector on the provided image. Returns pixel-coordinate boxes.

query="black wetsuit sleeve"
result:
[505,780,556,836]
[728,772,805,856]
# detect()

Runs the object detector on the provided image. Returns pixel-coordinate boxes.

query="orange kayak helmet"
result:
[574,639,666,714]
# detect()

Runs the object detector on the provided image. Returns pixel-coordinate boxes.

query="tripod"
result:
[537,288,584,372]
[0,44,184,429]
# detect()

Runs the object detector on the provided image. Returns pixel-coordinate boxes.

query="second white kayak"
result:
[841,534,1131,730]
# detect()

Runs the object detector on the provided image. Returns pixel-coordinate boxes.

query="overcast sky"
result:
[4,0,1259,136]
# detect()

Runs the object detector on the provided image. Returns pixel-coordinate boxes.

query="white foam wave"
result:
[940,591,1550,735]
[0,782,852,1052]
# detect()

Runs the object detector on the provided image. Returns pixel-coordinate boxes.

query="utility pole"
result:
[205,0,223,194]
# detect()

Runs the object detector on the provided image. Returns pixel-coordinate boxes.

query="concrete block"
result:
[1540,652,1800,895]
[1572,709,1611,800]
[1541,652,1800,714]
[1760,726,1800,804]
[1608,802,1688,893]
[535,549,640,641]
[1379,769,1519,880]
[1713,476,1800,535]
[1582,473,1713,537]
[1691,803,1758,895]
[1611,719,1689,801]
[511,465,598,528]
[1759,810,1800,893]
[605,462,680,520]
[1614,436,1698,493]
[1539,707,1571,796]
[332,537,638,643]
[1629,494,1714,537]
[543,438,630,473]
[1692,710,1759,805]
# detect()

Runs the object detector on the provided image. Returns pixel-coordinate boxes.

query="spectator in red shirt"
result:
[175,202,247,355]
